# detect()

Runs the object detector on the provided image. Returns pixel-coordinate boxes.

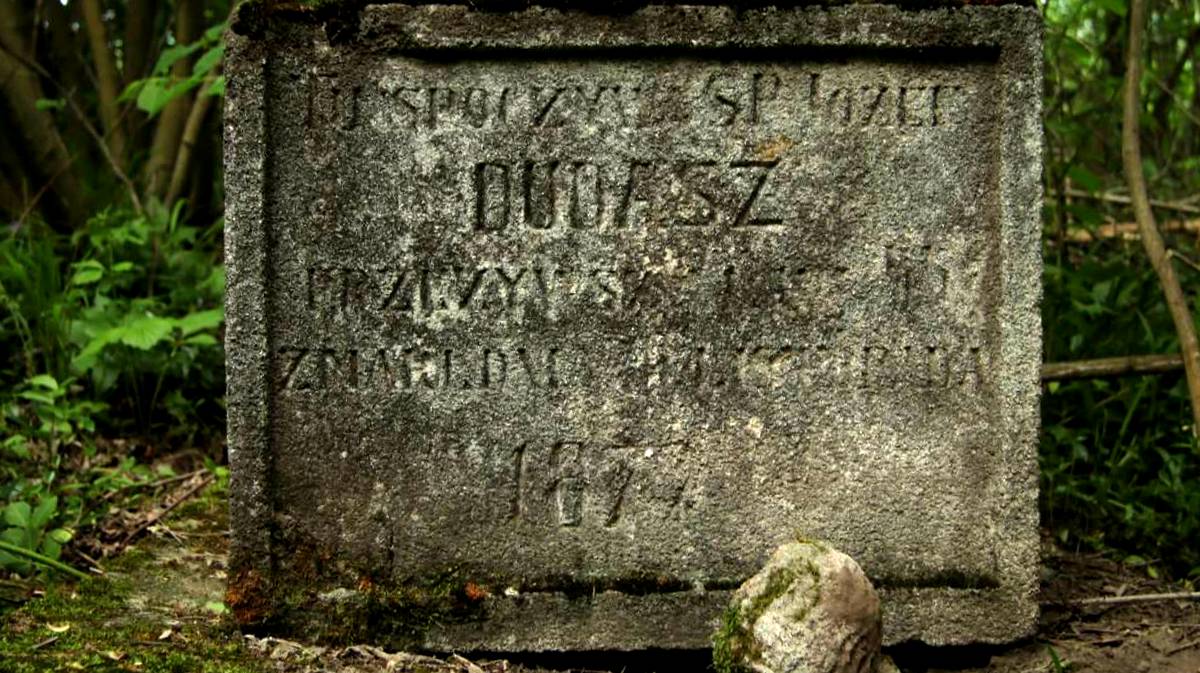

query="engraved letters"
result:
[471,158,783,231]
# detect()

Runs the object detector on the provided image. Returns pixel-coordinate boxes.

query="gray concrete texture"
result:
[224,2,1043,650]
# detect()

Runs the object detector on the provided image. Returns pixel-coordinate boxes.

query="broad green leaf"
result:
[32,497,57,530]
[71,327,123,373]
[119,315,175,350]
[18,391,55,405]
[35,98,65,111]
[136,77,172,116]
[40,538,62,561]
[71,260,105,285]
[176,308,223,336]
[27,374,58,391]
[3,435,29,460]
[48,528,72,544]
[152,42,204,76]
[118,79,145,103]
[1,528,25,551]
[204,22,227,43]
[205,75,226,98]
[204,601,229,615]
[193,45,224,77]
[111,262,135,273]
[183,334,218,346]
[4,502,30,528]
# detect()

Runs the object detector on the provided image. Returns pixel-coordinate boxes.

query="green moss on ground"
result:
[0,484,269,673]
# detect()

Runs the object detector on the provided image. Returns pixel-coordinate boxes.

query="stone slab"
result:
[224,3,1043,650]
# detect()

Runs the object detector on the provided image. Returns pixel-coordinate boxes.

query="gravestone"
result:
[224,2,1042,650]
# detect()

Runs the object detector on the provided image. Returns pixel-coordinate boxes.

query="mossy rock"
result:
[712,540,883,673]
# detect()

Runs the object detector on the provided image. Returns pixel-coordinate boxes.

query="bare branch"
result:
[165,70,220,207]
[1053,187,1200,215]
[1061,218,1200,243]
[1042,354,1184,381]
[64,92,144,217]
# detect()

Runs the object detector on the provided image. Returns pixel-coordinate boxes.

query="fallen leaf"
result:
[158,628,173,641]
[46,623,71,633]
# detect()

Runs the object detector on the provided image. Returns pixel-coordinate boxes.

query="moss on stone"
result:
[711,545,833,673]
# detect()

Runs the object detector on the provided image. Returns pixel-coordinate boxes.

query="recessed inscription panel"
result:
[266,53,1003,584]
[229,5,1043,645]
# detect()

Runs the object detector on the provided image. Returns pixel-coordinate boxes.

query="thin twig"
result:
[1063,591,1200,607]
[121,475,214,546]
[1122,0,1200,438]
[1055,188,1200,215]
[1061,218,1200,243]
[1169,249,1200,274]
[63,93,144,216]
[31,636,59,650]
[1042,354,1185,381]
[71,548,104,575]
[1168,637,1200,655]
[100,469,210,502]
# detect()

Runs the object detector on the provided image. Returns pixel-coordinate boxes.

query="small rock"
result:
[714,540,884,673]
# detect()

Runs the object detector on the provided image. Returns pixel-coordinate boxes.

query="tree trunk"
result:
[123,0,156,83]
[122,0,157,157]
[166,71,219,207]
[144,0,201,202]
[0,3,86,229]
[80,0,128,168]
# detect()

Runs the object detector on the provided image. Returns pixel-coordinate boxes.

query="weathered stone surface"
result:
[715,541,881,673]
[224,2,1042,650]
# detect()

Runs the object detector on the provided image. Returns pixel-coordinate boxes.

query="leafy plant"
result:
[0,497,72,576]
[120,22,227,118]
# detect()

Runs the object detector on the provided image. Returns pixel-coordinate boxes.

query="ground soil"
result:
[2,485,1198,673]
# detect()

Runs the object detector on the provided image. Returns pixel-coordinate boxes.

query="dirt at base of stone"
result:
[1,492,1198,673]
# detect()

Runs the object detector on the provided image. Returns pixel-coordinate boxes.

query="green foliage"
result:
[0,496,73,575]
[1041,1,1200,580]
[1,202,225,578]
[120,22,228,117]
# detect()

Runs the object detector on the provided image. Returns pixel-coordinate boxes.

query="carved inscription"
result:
[806,74,963,128]
[275,345,560,392]
[473,158,782,231]
[271,334,985,396]
[371,70,969,130]
[377,81,642,129]
[505,439,693,528]
[303,261,862,319]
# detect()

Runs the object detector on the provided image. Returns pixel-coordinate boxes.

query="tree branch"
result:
[1123,0,1200,436]
[1042,354,1184,381]
[64,91,144,217]
[1053,187,1200,215]
[79,0,128,167]
[165,70,219,207]
[144,0,201,201]
[0,6,85,229]
[1151,25,1200,134]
